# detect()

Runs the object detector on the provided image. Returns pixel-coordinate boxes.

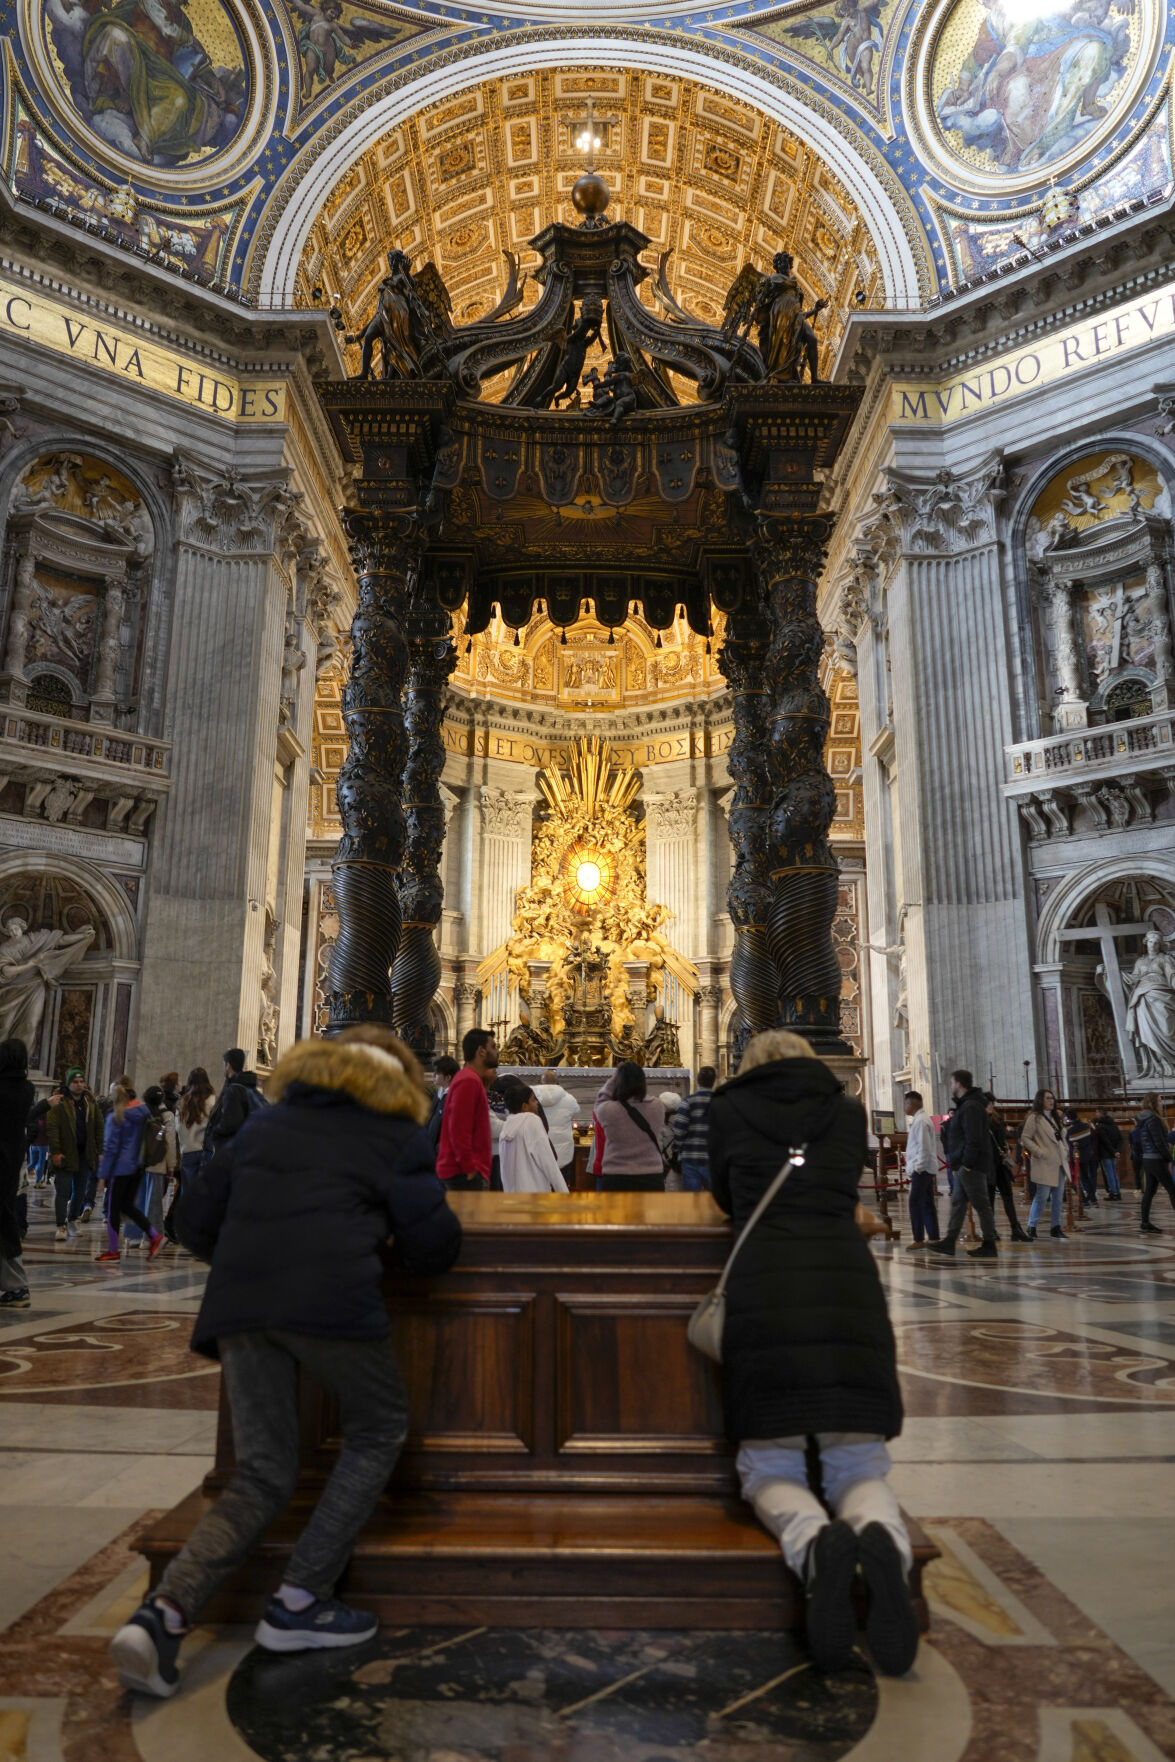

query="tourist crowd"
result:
[0,1021,1171,1702]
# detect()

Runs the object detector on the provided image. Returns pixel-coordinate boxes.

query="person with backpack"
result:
[95,1080,164,1262]
[1093,1110,1123,1200]
[1065,1108,1099,1208]
[204,1048,267,1163]
[674,1065,717,1192]
[141,1084,179,1239]
[173,1068,216,1240]
[110,1025,461,1699]
[592,1062,672,1192]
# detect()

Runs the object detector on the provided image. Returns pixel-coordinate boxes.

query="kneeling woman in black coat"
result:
[708,1030,917,1677]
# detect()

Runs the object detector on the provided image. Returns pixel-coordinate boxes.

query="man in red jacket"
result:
[436,1029,498,1190]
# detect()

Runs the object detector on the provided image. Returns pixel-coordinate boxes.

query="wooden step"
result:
[139,1489,936,1632]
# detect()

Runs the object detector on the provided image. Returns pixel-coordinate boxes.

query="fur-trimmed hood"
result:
[267,1038,430,1125]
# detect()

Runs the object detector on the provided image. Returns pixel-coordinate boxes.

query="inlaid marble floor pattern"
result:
[3,1186,1175,1760]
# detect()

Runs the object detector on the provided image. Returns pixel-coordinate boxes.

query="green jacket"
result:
[47,1093,103,1171]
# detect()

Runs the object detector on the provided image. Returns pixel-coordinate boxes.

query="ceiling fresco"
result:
[2,0,1172,308]
[297,68,885,371]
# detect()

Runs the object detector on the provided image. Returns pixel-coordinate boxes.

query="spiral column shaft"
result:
[391,619,455,1057]
[719,606,781,1050]
[757,520,848,1055]
[326,516,418,1032]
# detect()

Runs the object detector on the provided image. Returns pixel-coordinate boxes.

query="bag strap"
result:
[713,1146,806,1300]
[619,1099,667,1166]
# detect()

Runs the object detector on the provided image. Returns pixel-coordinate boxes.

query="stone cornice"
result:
[443,686,734,741]
[0,183,347,377]
[834,204,1175,385]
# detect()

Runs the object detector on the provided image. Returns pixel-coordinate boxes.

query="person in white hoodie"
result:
[531,1078,580,1187]
[903,1091,940,1249]
[498,1084,569,1194]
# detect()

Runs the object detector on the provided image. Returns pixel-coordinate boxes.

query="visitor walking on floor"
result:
[175,1068,216,1236]
[204,1049,267,1164]
[531,1077,580,1188]
[927,1071,999,1261]
[1136,1094,1175,1237]
[141,1085,179,1241]
[498,1083,570,1193]
[707,1029,918,1678]
[0,1039,34,1309]
[985,1095,1029,1242]
[674,1066,717,1192]
[1094,1109,1123,1201]
[25,1094,51,1186]
[1020,1089,1068,1239]
[110,1026,461,1699]
[435,1029,498,1191]
[902,1091,939,1247]
[95,1081,164,1263]
[1066,1108,1099,1208]
[592,1062,672,1192]
[426,1056,460,1152]
[47,1069,102,1239]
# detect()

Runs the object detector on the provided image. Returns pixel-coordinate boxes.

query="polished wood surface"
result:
[141,1194,936,1629]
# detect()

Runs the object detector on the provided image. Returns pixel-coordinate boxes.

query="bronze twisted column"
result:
[756,517,849,1054]
[391,610,455,1056]
[719,604,781,1045]
[326,514,420,1031]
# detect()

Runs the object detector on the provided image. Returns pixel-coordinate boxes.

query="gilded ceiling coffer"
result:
[317,177,862,1053]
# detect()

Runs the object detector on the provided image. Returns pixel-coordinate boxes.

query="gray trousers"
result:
[945,1166,997,1244]
[158,1330,409,1621]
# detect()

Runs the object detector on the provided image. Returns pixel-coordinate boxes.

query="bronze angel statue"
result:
[723,252,828,384]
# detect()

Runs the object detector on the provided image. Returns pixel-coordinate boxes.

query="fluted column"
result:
[697,982,721,1068]
[391,615,455,1056]
[718,604,779,1041]
[756,518,848,1054]
[644,788,698,955]
[326,514,420,1031]
[476,784,534,958]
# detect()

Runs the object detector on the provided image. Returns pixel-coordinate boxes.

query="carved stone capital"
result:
[479,784,533,840]
[882,452,1004,555]
[644,787,697,840]
[172,454,301,557]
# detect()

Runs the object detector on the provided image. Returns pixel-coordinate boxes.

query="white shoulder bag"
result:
[687,1146,806,1363]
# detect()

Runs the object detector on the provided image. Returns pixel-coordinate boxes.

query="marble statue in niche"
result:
[1025,451,1166,559]
[25,578,99,689]
[0,916,95,1061]
[933,0,1141,176]
[1123,929,1175,1077]
[43,0,248,167]
[1082,574,1154,688]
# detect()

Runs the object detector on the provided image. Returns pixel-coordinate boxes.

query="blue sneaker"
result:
[254,1594,378,1653]
[109,1599,183,1697]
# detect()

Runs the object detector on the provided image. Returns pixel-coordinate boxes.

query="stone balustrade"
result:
[1005,710,1174,791]
[1,708,170,781]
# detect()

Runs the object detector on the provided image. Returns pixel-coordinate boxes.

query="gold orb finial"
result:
[571,171,611,227]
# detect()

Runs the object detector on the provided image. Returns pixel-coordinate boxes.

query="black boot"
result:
[926,1237,956,1259]
[1011,1224,1030,1242]
[857,1523,919,1677]
[1050,1225,1067,1239]
[1026,1225,1037,1240]
[803,1520,859,1673]
[967,1239,998,1260]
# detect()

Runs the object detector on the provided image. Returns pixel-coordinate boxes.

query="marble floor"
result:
[3,1182,1175,1760]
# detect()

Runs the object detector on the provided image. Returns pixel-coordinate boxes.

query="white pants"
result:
[737,1433,911,1578]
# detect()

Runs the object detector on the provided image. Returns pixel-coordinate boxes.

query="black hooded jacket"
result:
[177,1039,462,1358]
[707,1056,903,1443]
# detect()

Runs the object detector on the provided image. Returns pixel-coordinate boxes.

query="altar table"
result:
[140,1193,934,1629]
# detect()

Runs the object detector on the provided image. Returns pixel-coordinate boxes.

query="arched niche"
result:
[1010,442,1175,738]
[0,854,141,1086]
[0,448,162,732]
[1034,862,1175,1097]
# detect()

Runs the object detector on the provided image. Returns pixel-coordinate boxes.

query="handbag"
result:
[687,1146,805,1364]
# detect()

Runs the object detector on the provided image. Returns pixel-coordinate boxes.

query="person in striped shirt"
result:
[673,1067,716,1192]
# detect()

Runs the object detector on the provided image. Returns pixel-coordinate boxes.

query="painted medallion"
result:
[41,0,249,169]
[927,0,1150,183]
